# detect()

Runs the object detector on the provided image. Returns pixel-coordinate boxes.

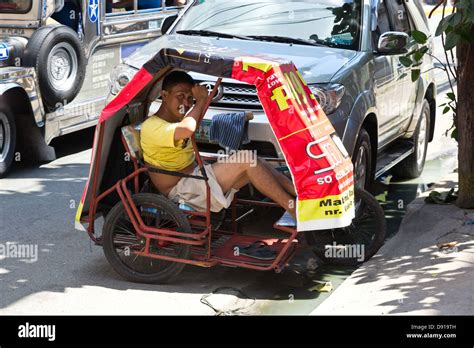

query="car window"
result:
[0,0,32,13]
[385,0,410,34]
[106,0,185,15]
[376,1,391,35]
[173,0,362,50]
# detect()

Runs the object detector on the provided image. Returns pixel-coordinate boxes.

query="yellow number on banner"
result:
[271,86,291,111]
[242,61,273,73]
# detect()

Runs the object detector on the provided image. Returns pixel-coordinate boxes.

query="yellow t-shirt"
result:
[141,116,195,171]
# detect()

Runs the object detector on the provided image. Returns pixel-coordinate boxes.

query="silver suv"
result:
[111,0,436,189]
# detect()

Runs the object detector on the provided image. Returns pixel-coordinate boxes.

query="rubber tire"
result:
[102,193,193,284]
[305,188,386,266]
[392,100,430,179]
[0,104,16,177]
[23,25,86,110]
[352,128,372,190]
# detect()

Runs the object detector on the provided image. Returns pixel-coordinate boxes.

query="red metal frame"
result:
[83,79,300,272]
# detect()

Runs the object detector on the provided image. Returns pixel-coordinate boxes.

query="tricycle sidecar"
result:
[75,38,386,283]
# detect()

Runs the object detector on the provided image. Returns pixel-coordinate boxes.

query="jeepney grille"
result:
[197,81,262,110]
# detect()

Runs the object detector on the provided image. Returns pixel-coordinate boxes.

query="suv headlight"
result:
[109,64,137,95]
[309,84,345,115]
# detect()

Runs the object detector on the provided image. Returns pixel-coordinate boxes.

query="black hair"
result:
[162,71,195,91]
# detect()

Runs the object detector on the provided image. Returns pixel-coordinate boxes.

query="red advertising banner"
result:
[232,57,355,231]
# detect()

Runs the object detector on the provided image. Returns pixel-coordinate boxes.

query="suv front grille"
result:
[197,81,262,110]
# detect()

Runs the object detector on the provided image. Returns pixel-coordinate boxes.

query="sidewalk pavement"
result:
[311,171,474,315]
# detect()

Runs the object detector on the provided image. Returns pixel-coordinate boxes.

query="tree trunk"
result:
[456,27,474,208]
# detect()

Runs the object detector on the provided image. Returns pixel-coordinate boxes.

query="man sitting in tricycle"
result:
[141,71,297,218]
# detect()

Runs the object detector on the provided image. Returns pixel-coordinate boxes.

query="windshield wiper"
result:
[248,35,340,48]
[248,35,322,47]
[176,30,252,41]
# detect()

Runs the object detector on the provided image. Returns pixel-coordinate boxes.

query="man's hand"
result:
[192,85,209,103]
[174,84,208,141]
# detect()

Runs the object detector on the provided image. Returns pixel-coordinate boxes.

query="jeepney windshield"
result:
[172,0,362,49]
[0,0,32,13]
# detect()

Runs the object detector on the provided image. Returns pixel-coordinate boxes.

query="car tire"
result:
[23,25,86,111]
[353,128,372,190]
[0,104,16,177]
[305,188,386,266]
[392,100,430,179]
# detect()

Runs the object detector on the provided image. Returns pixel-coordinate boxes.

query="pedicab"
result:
[75,37,386,283]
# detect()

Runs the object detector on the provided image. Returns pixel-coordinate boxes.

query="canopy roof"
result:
[76,37,355,232]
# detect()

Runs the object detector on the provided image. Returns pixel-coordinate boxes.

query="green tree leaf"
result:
[411,69,421,82]
[448,12,463,27]
[399,56,413,67]
[414,51,424,62]
[443,106,451,114]
[398,72,408,80]
[411,30,428,44]
[451,128,458,141]
[447,92,456,101]
[445,32,461,50]
[436,15,453,36]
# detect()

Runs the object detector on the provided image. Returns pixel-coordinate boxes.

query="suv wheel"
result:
[392,100,430,179]
[353,128,372,190]
[0,105,16,177]
[23,25,86,110]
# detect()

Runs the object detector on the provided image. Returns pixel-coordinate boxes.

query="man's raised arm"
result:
[174,85,209,141]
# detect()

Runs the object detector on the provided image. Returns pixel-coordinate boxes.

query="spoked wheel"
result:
[102,193,193,284]
[305,188,386,266]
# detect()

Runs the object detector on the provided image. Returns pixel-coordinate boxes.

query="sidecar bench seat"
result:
[121,123,144,163]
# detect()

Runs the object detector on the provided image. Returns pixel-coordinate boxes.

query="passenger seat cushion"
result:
[121,124,143,161]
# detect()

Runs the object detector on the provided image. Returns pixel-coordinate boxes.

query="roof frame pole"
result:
[190,78,223,259]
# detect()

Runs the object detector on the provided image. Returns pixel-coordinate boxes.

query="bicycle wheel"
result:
[305,188,386,266]
[102,193,193,284]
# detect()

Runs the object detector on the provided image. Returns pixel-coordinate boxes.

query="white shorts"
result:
[167,164,238,213]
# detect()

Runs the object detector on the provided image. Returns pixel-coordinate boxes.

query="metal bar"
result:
[237,199,281,208]
[101,28,162,40]
[95,182,120,207]
[141,224,209,241]
[0,22,41,28]
[116,180,144,236]
[235,208,254,223]
[231,195,237,233]
[142,233,206,246]
[102,15,170,26]
[190,78,223,260]
[134,250,217,267]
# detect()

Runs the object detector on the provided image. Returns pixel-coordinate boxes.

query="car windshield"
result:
[173,0,362,49]
[0,0,32,13]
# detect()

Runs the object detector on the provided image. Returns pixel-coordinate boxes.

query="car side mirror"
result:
[377,31,409,55]
[161,14,178,35]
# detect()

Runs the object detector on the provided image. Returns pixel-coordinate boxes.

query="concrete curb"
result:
[311,172,474,315]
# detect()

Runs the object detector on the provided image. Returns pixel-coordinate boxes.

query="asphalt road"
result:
[0,11,458,315]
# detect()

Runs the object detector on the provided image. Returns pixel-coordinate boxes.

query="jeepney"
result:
[0,0,182,175]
